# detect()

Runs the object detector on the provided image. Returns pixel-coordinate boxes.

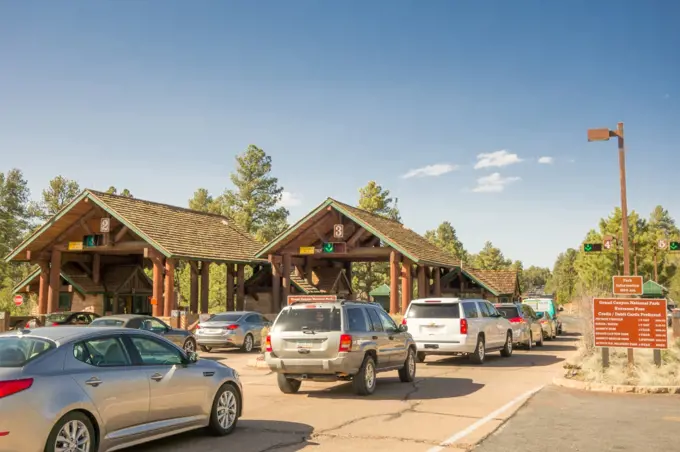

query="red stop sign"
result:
[13,294,23,306]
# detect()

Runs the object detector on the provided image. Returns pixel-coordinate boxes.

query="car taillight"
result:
[509,317,524,324]
[401,318,407,325]
[0,379,33,399]
[51,322,59,326]
[265,335,272,352]
[195,324,201,329]
[225,324,239,330]
[460,318,468,335]
[339,334,352,352]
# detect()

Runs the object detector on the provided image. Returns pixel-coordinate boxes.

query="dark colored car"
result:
[26,311,101,328]
[89,314,197,353]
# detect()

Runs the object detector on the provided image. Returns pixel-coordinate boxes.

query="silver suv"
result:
[403,298,514,364]
[264,300,417,396]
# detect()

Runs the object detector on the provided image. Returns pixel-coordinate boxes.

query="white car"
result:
[402,298,514,364]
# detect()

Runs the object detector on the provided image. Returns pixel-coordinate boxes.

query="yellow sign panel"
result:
[299,246,315,255]
[68,241,84,251]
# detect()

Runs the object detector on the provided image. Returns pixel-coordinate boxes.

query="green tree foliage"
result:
[30,175,80,221]
[0,169,33,313]
[353,181,400,299]
[545,249,577,304]
[106,187,134,198]
[521,265,552,293]
[216,145,289,243]
[424,221,468,263]
[188,188,221,214]
[470,241,512,270]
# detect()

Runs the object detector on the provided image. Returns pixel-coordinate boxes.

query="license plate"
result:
[424,344,439,349]
[297,341,314,348]
[205,329,221,334]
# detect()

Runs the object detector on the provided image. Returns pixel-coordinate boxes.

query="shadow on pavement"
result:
[134,420,315,451]
[426,353,565,367]
[303,376,483,400]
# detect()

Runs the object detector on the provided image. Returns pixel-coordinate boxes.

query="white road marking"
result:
[426,385,544,452]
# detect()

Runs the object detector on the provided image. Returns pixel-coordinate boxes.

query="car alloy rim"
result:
[365,361,375,388]
[507,334,512,353]
[245,335,253,351]
[217,390,238,429]
[408,351,415,376]
[55,420,91,452]
[479,341,485,360]
[184,340,195,352]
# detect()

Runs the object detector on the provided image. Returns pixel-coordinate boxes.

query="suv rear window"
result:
[407,303,460,319]
[273,307,341,332]
[496,306,520,319]
[0,337,56,367]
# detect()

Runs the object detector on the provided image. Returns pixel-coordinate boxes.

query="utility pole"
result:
[588,122,633,367]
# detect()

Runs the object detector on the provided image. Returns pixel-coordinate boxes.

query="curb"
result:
[553,376,680,394]
[246,355,270,370]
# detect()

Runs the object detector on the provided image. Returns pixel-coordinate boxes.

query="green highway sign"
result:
[670,241,680,251]
[322,242,335,253]
[583,243,603,253]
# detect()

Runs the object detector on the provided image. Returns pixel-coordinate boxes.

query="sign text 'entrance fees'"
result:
[593,298,668,349]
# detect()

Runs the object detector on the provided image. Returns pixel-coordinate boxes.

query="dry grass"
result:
[565,291,680,386]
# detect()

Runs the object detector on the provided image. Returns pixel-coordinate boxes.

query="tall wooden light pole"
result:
[588,122,633,367]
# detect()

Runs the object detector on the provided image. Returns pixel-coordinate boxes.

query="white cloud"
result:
[474,150,522,169]
[402,163,459,179]
[472,173,521,193]
[538,156,554,164]
[278,191,302,208]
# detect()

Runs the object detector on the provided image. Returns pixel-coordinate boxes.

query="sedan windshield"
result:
[90,318,125,327]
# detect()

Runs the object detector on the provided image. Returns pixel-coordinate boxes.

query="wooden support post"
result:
[344,261,353,300]
[226,264,235,311]
[200,261,210,314]
[152,257,164,317]
[282,253,292,306]
[46,250,62,314]
[38,260,49,315]
[401,258,413,315]
[417,265,427,298]
[271,255,281,312]
[304,258,313,285]
[164,259,176,315]
[189,262,199,314]
[433,267,441,297]
[92,254,101,285]
[236,264,245,310]
[390,251,400,314]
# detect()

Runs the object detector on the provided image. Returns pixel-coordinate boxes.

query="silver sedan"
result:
[0,326,243,452]
[195,311,271,353]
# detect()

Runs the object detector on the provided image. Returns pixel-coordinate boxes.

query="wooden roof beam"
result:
[43,207,99,252]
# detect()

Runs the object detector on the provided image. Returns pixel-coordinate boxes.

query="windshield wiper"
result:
[301,326,316,334]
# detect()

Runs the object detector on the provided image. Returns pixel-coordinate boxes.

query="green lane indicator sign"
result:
[322,242,335,253]
[583,243,602,253]
[670,241,680,251]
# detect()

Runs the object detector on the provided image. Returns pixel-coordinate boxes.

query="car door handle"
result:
[372,336,378,340]
[150,373,164,382]
[84,377,102,387]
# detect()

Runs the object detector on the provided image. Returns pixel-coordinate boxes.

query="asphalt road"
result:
[131,316,583,452]
[476,385,680,452]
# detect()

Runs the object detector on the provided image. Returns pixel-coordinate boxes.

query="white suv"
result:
[402,298,514,364]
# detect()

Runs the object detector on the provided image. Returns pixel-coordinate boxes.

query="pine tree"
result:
[424,221,468,263]
[106,187,134,198]
[30,176,80,221]
[470,241,512,270]
[188,188,221,213]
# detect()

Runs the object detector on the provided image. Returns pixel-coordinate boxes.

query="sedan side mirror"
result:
[398,324,408,332]
[187,351,199,364]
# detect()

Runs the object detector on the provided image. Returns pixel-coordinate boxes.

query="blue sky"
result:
[1,1,679,268]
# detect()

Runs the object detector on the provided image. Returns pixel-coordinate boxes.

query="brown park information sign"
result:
[593,298,668,349]
[612,275,643,295]
[287,295,338,305]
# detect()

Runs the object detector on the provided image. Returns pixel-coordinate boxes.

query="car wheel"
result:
[398,348,416,382]
[240,334,255,353]
[45,411,96,452]
[526,332,533,350]
[183,338,196,354]
[536,331,544,347]
[200,345,213,353]
[353,355,377,395]
[416,351,427,363]
[500,331,513,357]
[208,384,240,435]
[277,373,302,394]
[470,335,485,364]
